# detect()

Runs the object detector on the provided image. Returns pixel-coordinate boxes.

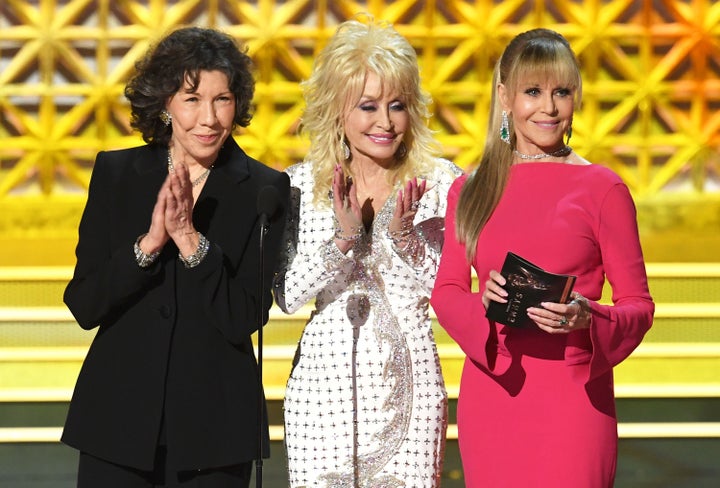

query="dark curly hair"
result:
[124,26,254,145]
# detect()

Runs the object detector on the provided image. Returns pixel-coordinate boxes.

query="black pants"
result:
[77,449,253,488]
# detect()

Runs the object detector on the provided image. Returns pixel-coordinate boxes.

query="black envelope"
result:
[486,252,576,328]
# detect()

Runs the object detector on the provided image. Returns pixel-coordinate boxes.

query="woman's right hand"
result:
[331,164,363,253]
[138,176,172,255]
[482,269,508,309]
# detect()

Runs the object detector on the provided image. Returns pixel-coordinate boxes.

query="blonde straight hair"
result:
[300,16,441,208]
[455,29,582,262]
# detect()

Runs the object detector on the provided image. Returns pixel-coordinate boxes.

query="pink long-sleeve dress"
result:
[431,162,654,488]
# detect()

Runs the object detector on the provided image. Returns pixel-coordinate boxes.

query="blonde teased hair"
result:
[300,16,441,207]
[455,29,582,262]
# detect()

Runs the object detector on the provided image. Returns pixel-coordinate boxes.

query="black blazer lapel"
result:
[193,139,258,271]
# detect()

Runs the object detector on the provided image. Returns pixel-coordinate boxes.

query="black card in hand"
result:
[486,252,576,328]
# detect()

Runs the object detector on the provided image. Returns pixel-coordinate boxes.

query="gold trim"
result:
[4,423,720,444]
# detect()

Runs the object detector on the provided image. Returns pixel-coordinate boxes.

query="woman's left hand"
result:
[388,177,427,237]
[527,292,592,334]
[164,162,199,257]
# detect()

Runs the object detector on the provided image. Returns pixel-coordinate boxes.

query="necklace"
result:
[167,149,214,187]
[513,145,572,160]
[189,167,212,187]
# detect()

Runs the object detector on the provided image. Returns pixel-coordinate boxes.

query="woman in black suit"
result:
[62,26,289,487]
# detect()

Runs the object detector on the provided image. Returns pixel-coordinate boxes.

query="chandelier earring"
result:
[160,109,172,126]
[500,111,511,144]
[341,138,351,160]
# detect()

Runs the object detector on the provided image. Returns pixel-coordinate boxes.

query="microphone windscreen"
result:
[257,185,281,218]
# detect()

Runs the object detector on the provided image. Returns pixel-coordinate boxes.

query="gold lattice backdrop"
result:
[1,0,719,259]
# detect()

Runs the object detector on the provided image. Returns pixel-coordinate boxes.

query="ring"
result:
[410,201,420,211]
[559,316,568,326]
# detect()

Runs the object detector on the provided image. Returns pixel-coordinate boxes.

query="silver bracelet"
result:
[133,234,160,268]
[334,225,364,241]
[387,226,414,243]
[178,232,210,268]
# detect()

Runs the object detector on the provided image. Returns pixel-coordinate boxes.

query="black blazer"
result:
[62,138,289,471]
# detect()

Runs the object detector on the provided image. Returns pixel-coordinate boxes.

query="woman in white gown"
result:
[274,17,463,488]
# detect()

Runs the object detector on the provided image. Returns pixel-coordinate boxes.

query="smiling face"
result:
[343,71,409,167]
[165,69,236,166]
[500,78,575,156]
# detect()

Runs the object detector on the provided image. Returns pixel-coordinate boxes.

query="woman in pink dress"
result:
[431,28,654,487]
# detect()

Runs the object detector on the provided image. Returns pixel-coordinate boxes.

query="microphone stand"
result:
[256,214,269,488]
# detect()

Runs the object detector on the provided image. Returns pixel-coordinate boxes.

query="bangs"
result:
[365,54,416,101]
[507,41,582,102]
[341,72,367,110]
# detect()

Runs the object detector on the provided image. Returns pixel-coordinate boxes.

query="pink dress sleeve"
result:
[565,183,655,383]
[431,176,502,371]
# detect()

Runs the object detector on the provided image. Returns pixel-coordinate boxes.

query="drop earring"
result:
[160,110,172,126]
[341,139,351,160]
[500,111,510,144]
[566,125,573,144]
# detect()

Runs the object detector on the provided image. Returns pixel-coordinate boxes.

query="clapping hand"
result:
[331,164,363,253]
[164,162,199,258]
[388,177,427,247]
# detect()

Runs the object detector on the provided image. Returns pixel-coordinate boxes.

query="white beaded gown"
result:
[274,159,462,487]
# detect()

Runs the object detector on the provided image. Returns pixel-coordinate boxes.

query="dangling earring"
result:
[565,124,573,145]
[160,109,172,126]
[395,141,407,160]
[500,111,510,144]
[341,138,351,160]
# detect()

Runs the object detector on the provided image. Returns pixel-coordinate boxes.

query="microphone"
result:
[257,185,281,230]
[255,184,281,488]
